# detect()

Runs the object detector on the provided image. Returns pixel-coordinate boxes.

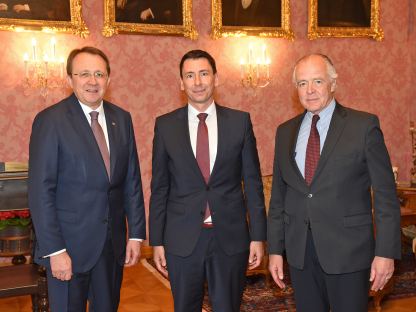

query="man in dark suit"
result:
[267,53,401,312]
[222,0,281,27]
[149,49,266,312]
[28,46,146,312]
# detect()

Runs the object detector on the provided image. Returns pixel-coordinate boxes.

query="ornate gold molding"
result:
[308,0,383,41]
[102,0,197,39]
[0,0,89,38]
[211,0,294,39]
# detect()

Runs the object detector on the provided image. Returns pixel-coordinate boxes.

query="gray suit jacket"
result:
[149,104,266,257]
[267,103,401,274]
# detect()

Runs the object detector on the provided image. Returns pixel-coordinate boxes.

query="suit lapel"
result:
[176,106,206,182]
[104,102,117,181]
[313,103,347,182]
[66,94,110,182]
[210,104,227,180]
[288,113,307,184]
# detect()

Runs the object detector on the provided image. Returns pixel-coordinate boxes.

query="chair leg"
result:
[31,294,39,312]
[37,266,49,312]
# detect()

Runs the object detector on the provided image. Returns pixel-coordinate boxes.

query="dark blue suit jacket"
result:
[149,104,266,257]
[28,93,146,272]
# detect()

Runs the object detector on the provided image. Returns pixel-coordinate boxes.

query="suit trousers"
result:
[166,228,249,312]
[47,231,124,312]
[289,229,370,312]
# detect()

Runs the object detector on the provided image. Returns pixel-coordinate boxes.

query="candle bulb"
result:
[51,37,56,59]
[248,45,253,66]
[44,54,49,77]
[31,38,37,61]
[240,58,245,81]
[23,53,29,79]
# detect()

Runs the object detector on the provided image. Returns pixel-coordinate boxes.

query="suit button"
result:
[307,193,313,198]
[200,211,205,216]
[206,186,210,190]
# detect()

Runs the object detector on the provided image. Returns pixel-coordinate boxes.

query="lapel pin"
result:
[112,122,116,126]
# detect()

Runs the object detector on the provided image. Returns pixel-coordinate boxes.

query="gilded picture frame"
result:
[102,0,197,39]
[308,0,383,40]
[0,0,89,38]
[211,0,293,39]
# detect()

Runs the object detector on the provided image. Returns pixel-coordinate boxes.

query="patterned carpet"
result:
[202,251,416,312]
[146,250,415,312]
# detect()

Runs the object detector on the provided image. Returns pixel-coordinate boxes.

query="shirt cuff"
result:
[44,249,66,258]
[129,238,143,242]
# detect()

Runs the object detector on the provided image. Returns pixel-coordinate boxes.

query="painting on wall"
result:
[0,0,89,37]
[102,0,197,39]
[211,0,293,39]
[308,0,383,40]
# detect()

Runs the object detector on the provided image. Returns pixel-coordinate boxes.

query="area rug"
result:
[144,250,415,312]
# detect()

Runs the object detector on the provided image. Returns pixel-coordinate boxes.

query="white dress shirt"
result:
[188,102,218,223]
[188,102,218,173]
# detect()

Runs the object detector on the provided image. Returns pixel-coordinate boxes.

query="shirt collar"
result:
[306,98,336,121]
[188,101,216,120]
[78,100,104,117]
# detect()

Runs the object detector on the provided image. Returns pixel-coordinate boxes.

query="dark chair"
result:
[245,175,272,286]
[0,170,49,312]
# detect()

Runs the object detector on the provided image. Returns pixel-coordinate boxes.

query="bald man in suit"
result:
[267,54,401,312]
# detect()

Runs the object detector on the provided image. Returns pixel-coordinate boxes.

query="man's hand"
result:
[269,254,285,289]
[370,256,394,291]
[0,3,8,11]
[124,240,142,267]
[116,0,127,9]
[248,241,264,270]
[140,8,153,21]
[50,251,72,281]
[153,246,168,277]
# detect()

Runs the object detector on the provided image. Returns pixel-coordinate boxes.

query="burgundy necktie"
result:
[305,114,320,185]
[90,111,111,179]
[196,113,212,227]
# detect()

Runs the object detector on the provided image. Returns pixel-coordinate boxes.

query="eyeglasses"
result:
[72,71,108,80]
[296,79,327,89]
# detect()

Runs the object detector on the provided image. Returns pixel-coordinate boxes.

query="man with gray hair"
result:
[267,53,401,312]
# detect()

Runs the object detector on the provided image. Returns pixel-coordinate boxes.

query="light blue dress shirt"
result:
[295,99,336,178]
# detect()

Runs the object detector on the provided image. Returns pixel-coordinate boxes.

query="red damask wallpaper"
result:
[0,0,414,211]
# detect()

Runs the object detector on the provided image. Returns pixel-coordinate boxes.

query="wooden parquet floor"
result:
[0,261,414,311]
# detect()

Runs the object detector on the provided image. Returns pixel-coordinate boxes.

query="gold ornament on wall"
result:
[22,37,67,98]
[0,0,89,38]
[211,0,294,39]
[102,0,197,39]
[308,0,383,41]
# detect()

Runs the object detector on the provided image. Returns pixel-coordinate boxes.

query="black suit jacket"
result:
[149,104,266,257]
[28,93,146,272]
[268,103,401,274]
